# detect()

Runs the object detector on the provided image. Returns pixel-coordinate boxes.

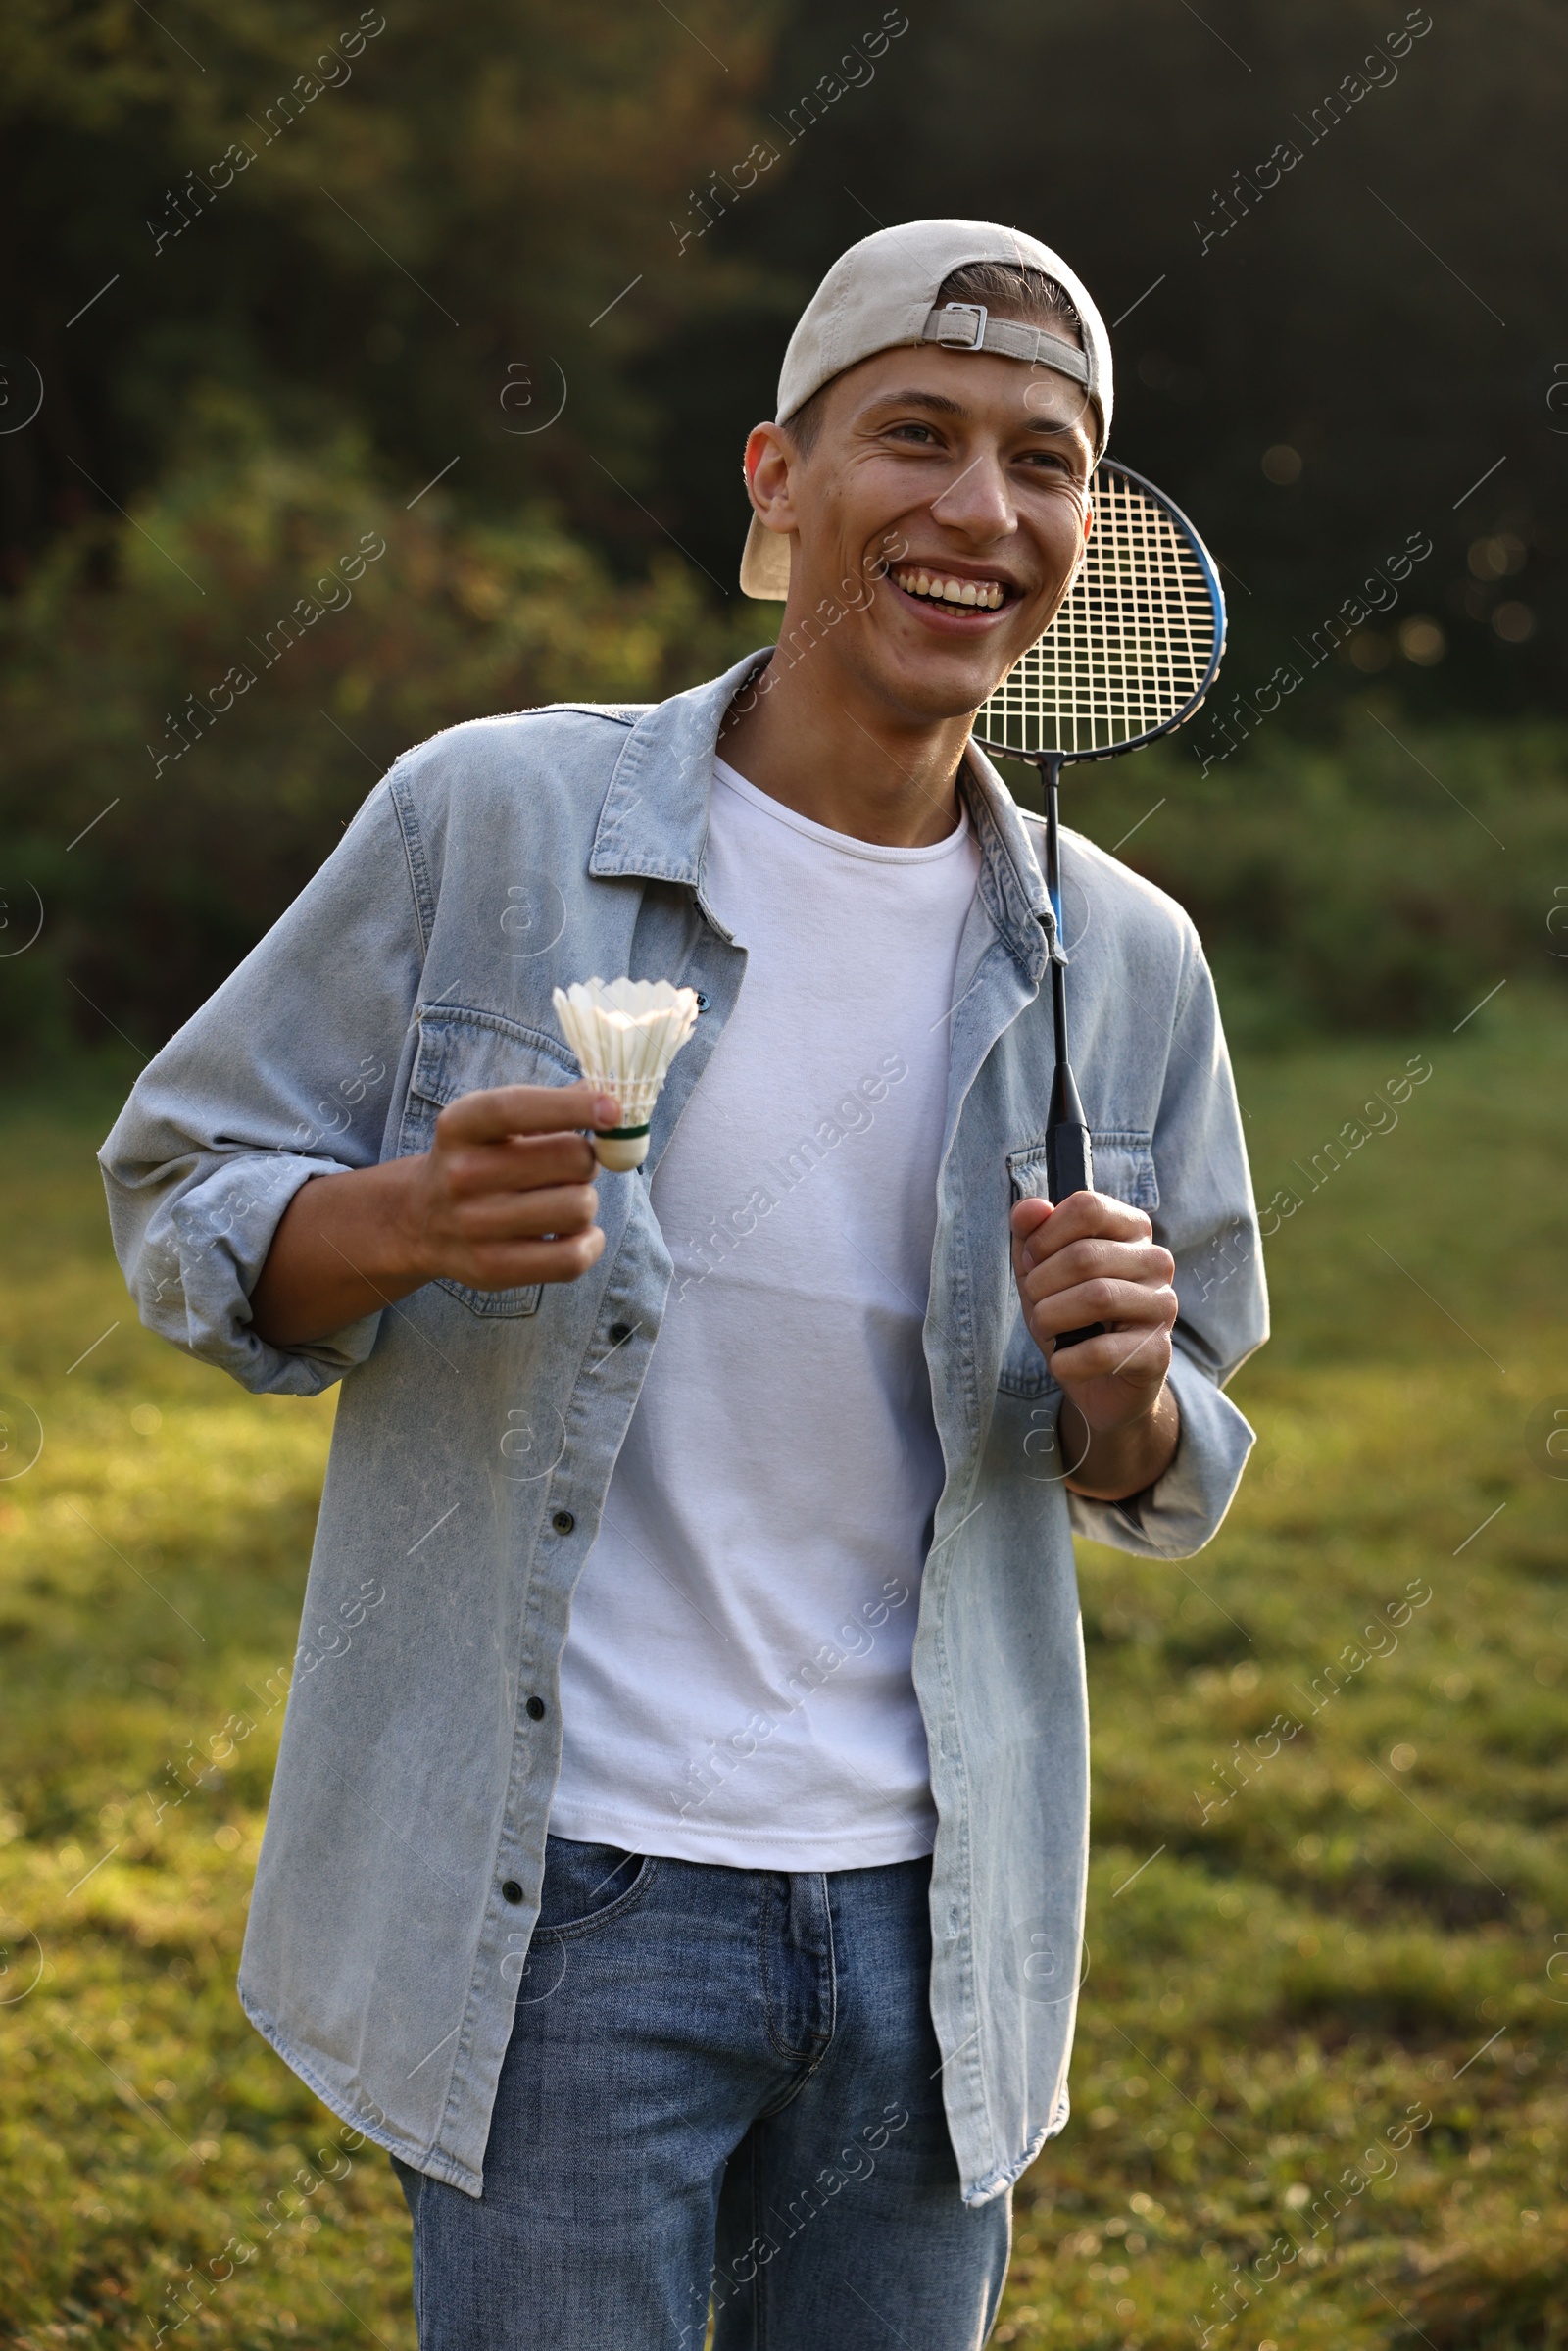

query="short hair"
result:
[781,261,1085,457]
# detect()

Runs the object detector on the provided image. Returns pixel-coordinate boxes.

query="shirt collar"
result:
[589,649,767,889]
[591,647,1054,977]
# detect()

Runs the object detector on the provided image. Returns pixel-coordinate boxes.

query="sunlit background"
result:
[2,3,1565,2344]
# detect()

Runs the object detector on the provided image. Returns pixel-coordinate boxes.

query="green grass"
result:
[2,999,1565,2348]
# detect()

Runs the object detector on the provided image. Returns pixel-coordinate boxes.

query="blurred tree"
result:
[0,0,780,576]
[1,0,1563,1057]
[0,396,755,1056]
[648,0,1567,716]
[5,0,1561,706]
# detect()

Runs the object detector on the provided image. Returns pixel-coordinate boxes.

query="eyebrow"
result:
[858,387,1086,439]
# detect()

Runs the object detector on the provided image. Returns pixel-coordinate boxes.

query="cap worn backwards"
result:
[740,217,1115,600]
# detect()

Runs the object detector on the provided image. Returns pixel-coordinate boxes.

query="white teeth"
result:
[895,568,1005,609]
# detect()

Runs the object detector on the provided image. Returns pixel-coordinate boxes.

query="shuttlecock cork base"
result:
[594,1131,660,1173]
[552,978,701,1170]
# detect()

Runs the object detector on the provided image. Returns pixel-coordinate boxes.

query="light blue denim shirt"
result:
[101,648,1267,2206]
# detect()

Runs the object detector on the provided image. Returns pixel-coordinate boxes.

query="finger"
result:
[1024,1240,1174,1301]
[460,1227,608,1291]
[1020,1194,1152,1268]
[1027,1275,1175,1340]
[444,1132,599,1196]
[1017,1191,1151,1268]
[1049,1321,1173,1381]
[451,1182,600,1243]
[437,1083,620,1147]
[1009,1200,1052,1281]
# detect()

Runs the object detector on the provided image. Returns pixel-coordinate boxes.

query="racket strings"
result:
[978,465,1219,758]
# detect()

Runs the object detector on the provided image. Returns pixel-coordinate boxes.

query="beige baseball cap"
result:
[739,217,1114,600]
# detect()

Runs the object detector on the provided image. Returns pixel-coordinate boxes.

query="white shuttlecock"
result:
[552,977,701,1169]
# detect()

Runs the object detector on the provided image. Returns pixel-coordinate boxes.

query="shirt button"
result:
[526,1694,547,1721]
[695,992,710,1012]
[608,1322,632,1345]
[501,1880,523,1905]
[552,1509,575,1534]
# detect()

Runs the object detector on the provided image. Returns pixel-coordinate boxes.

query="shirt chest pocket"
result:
[999,1129,1158,1397]
[401,1005,582,1320]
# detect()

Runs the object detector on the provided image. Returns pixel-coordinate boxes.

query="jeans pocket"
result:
[536,1837,657,1940]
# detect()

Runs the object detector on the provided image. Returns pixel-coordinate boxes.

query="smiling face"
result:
[744,333,1098,725]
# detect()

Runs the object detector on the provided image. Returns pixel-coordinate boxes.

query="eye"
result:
[886,420,940,445]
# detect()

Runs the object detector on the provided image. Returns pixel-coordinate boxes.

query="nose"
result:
[928,449,1014,546]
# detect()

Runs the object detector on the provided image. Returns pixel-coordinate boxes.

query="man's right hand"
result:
[249,1083,622,1348]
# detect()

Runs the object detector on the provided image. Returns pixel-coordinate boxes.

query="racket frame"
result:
[973,461,1226,1356]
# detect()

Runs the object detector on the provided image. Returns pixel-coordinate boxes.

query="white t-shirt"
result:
[549,757,981,1869]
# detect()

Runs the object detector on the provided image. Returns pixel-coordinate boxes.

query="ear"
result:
[745,421,801,535]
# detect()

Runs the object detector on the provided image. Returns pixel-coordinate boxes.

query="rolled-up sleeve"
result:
[99,778,426,1396]
[1068,936,1268,1558]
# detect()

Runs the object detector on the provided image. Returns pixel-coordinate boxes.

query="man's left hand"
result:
[1009,1191,1180,1499]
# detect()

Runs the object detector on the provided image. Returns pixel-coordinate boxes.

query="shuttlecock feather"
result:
[552,976,701,1169]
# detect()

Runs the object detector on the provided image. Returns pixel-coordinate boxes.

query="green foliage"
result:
[0,0,781,552]
[1004,716,1568,1043]
[0,401,760,1057]
[3,0,1564,1066]
[7,0,1564,711]
[2,1000,1564,2344]
[1,393,1560,1064]
[658,0,1567,718]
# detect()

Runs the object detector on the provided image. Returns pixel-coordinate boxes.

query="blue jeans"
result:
[394,1836,1012,2348]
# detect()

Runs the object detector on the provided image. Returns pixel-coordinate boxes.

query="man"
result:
[104,220,1267,2349]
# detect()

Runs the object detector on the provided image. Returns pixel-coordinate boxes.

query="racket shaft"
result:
[1044,759,1104,1354]
[1045,1107,1105,1351]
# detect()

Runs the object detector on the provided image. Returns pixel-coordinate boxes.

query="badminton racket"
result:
[974,459,1226,1350]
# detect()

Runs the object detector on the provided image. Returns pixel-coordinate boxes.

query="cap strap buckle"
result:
[934,300,988,350]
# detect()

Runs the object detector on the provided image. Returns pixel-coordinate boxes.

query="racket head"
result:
[973,460,1226,766]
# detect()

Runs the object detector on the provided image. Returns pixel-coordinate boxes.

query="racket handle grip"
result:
[1047,1112,1094,1203]
[1054,1320,1105,1353]
[1048,1081,1100,1363]
[1046,1118,1102,1352]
